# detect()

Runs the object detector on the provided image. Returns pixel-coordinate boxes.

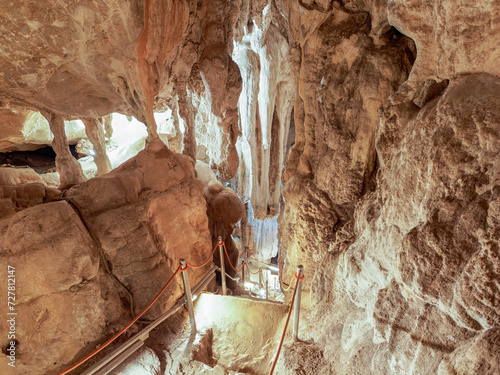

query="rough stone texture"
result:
[0,0,499,374]
[284,75,500,374]
[437,328,500,375]
[40,110,86,189]
[276,1,500,374]
[82,118,112,175]
[0,107,87,152]
[66,140,212,318]
[0,0,242,187]
[387,0,500,84]
[226,0,296,260]
[279,0,415,271]
[233,0,295,219]
[0,143,212,374]
[0,201,118,375]
[0,167,43,186]
[195,161,246,283]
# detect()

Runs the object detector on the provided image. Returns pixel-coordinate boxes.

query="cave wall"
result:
[0,142,212,374]
[0,1,239,373]
[277,0,500,374]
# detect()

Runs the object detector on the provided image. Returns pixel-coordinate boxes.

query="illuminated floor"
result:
[114,293,289,374]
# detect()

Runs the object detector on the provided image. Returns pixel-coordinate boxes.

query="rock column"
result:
[82,118,112,175]
[41,110,86,189]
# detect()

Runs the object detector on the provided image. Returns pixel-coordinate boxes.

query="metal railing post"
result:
[265,270,269,300]
[241,260,245,284]
[218,236,227,295]
[259,267,263,289]
[293,265,304,341]
[179,258,197,335]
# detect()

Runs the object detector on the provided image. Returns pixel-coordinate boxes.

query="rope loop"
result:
[295,272,305,281]
[221,241,244,273]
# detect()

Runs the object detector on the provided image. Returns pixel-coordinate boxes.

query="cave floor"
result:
[112,293,289,375]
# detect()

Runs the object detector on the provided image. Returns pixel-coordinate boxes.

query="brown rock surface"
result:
[0,201,115,374]
[279,0,415,270]
[65,140,212,318]
[0,144,212,374]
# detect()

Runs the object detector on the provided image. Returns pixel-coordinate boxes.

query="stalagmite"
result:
[82,118,112,175]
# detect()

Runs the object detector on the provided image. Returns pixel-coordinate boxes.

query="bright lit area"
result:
[114,293,289,375]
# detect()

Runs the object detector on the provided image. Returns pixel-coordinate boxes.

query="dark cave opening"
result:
[0,145,80,174]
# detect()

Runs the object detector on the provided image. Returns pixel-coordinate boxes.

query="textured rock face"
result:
[0,0,242,190]
[0,0,143,118]
[279,0,415,269]
[0,144,212,374]
[312,72,500,375]
[66,140,212,318]
[387,0,500,83]
[276,1,500,374]
[0,201,115,374]
[0,108,87,152]
[1,0,499,374]
[228,0,295,260]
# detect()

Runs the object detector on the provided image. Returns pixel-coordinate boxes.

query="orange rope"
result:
[185,243,219,269]
[269,276,299,375]
[222,242,244,273]
[58,241,220,374]
[245,262,262,275]
[57,265,182,375]
[281,273,296,292]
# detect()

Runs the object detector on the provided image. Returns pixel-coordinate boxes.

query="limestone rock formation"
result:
[276,1,500,374]
[0,107,87,153]
[0,144,212,374]
[196,161,246,286]
[0,201,116,374]
[0,0,499,374]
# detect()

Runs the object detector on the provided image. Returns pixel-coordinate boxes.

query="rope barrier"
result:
[222,242,244,273]
[269,271,302,375]
[245,262,263,275]
[58,243,219,374]
[281,273,296,292]
[185,243,219,269]
[57,235,303,375]
[57,265,182,375]
[279,262,291,290]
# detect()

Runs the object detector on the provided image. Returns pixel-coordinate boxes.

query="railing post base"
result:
[180,258,197,335]
[218,236,227,296]
[293,265,304,341]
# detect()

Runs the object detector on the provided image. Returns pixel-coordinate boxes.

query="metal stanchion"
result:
[265,270,269,300]
[179,258,197,335]
[293,265,304,341]
[241,260,245,285]
[218,236,227,296]
[259,267,263,289]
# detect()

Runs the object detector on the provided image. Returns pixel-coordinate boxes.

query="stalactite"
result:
[135,0,159,142]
